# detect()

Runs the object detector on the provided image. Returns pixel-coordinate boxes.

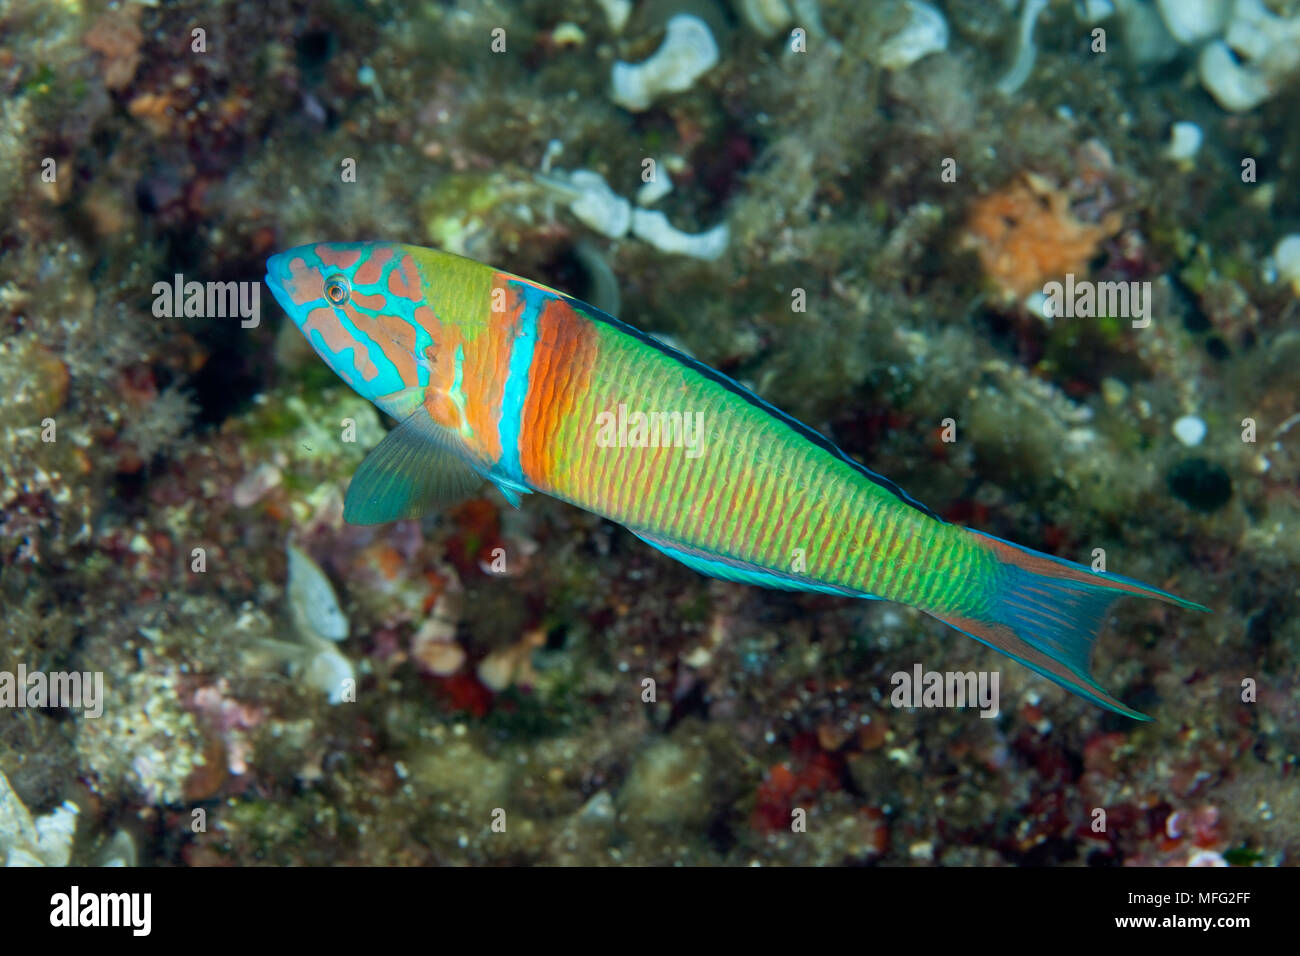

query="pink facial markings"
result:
[388,254,422,301]
[285,256,325,305]
[342,301,420,385]
[303,304,379,382]
[349,291,388,312]
[353,247,393,286]
[316,245,362,270]
[413,303,440,340]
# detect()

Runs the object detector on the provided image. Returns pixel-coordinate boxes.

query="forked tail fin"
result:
[926,530,1209,720]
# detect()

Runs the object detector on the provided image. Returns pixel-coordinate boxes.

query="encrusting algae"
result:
[963,172,1122,301]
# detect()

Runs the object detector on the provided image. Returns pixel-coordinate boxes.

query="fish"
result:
[265,241,1208,720]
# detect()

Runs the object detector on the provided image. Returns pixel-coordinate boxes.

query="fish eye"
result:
[324,274,351,306]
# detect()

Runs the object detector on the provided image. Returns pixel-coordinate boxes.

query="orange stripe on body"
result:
[415,303,460,429]
[456,278,533,465]
[517,296,599,488]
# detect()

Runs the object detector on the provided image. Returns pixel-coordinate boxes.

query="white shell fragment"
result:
[1,770,79,867]
[1076,0,1115,22]
[99,829,137,867]
[631,209,730,260]
[1165,121,1203,162]
[1275,234,1300,294]
[304,647,356,705]
[1167,0,1300,112]
[287,541,349,641]
[1173,415,1207,447]
[1155,0,1228,44]
[636,164,674,206]
[736,0,794,37]
[874,1,949,71]
[1223,0,1283,61]
[567,170,633,238]
[1198,40,1273,111]
[611,15,719,112]
[596,0,632,34]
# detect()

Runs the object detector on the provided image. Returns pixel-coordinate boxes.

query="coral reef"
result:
[0,0,1295,868]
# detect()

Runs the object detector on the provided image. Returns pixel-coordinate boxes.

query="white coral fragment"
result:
[631,209,730,260]
[1198,40,1273,111]
[304,647,356,705]
[566,170,633,238]
[287,541,349,641]
[1165,121,1203,163]
[611,15,719,112]
[875,1,949,71]
[1275,234,1300,295]
[1152,0,1300,112]
[285,539,355,704]
[636,163,673,206]
[538,166,727,259]
[595,0,632,34]
[1,770,78,867]
[736,0,795,37]
[996,0,1047,94]
[1155,0,1228,43]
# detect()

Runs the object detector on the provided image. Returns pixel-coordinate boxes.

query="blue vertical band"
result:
[496,282,544,483]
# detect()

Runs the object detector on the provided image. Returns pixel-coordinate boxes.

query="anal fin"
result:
[630,529,874,598]
[491,477,531,509]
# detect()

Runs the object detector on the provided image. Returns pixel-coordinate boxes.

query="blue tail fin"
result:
[927,531,1208,720]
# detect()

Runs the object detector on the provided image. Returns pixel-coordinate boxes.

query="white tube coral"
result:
[996,0,1048,95]
[611,15,719,112]
[539,169,632,238]
[636,162,674,206]
[536,166,728,259]
[631,209,729,260]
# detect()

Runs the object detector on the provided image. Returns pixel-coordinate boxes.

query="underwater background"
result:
[1,0,1297,867]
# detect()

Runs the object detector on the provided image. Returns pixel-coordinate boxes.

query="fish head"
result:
[266,241,434,415]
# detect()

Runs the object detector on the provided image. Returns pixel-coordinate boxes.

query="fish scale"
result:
[266,240,1208,720]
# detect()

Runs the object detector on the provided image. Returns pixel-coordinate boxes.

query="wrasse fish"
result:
[266,241,1206,720]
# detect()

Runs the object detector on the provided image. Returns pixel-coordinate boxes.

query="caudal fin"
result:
[926,530,1208,720]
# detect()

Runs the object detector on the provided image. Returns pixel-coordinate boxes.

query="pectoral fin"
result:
[343,409,486,524]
